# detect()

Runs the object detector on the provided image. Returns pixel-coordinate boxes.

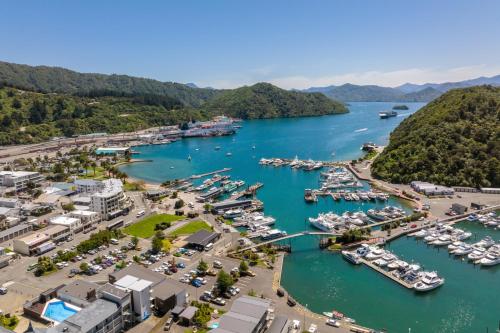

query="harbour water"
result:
[120,102,499,332]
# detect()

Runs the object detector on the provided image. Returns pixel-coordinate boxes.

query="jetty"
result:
[232,182,264,199]
[190,168,232,179]
[359,258,414,289]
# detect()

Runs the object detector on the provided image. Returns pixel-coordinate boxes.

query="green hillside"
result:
[372,85,500,187]
[202,82,347,119]
[0,85,203,145]
[0,61,219,107]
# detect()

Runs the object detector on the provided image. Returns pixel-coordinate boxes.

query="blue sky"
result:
[2,0,500,89]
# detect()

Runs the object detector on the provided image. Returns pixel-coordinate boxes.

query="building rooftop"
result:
[99,283,130,300]
[109,264,165,286]
[179,306,197,320]
[54,299,118,333]
[70,210,98,216]
[185,229,219,247]
[0,170,40,178]
[151,280,185,300]
[115,275,152,292]
[50,216,80,226]
[0,223,32,239]
[57,281,98,302]
[230,295,270,320]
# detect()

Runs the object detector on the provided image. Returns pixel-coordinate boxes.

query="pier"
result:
[232,182,264,199]
[190,168,232,179]
[359,258,414,289]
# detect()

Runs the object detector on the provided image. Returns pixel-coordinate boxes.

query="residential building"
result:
[69,210,101,229]
[75,179,104,194]
[0,170,44,191]
[89,179,130,220]
[57,281,98,308]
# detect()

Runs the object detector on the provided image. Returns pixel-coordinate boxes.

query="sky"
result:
[2,0,500,89]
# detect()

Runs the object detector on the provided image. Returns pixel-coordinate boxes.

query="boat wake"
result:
[354,128,368,132]
[397,113,411,117]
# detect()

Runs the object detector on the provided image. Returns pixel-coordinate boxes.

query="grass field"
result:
[168,220,213,237]
[124,214,184,238]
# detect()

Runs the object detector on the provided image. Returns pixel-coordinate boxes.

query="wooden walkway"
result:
[233,231,339,253]
[189,168,231,179]
[359,258,414,289]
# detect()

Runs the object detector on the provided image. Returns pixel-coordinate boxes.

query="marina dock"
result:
[232,182,264,199]
[190,168,232,179]
[359,258,414,289]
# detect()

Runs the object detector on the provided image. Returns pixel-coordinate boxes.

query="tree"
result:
[151,236,163,254]
[239,260,249,273]
[216,270,234,294]
[197,259,208,273]
[174,199,184,209]
[131,236,139,249]
[79,262,89,273]
[91,161,97,176]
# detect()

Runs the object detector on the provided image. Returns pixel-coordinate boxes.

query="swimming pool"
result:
[43,300,79,323]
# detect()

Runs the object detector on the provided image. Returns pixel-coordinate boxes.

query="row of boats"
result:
[223,210,287,241]
[259,157,324,171]
[342,245,445,292]
[308,206,406,232]
[409,224,499,266]
[320,167,363,190]
[467,212,499,228]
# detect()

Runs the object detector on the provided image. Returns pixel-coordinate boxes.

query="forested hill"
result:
[0,85,203,145]
[371,85,500,187]
[201,83,347,119]
[0,61,219,107]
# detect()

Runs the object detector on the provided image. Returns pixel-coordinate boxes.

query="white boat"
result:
[431,235,452,246]
[411,229,428,238]
[388,260,408,270]
[223,209,244,219]
[467,247,487,261]
[447,241,464,252]
[478,251,500,266]
[381,253,397,262]
[365,247,385,260]
[475,236,495,248]
[374,258,388,267]
[453,244,474,256]
[341,251,361,265]
[356,244,370,257]
[414,271,444,292]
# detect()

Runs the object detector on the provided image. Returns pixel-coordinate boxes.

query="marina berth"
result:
[414,272,445,292]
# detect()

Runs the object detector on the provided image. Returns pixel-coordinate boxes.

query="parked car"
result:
[213,261,223,269]
[211,297,226,306]
[308,324,318,333]
[163,317,173,331]
[0,287,7,295]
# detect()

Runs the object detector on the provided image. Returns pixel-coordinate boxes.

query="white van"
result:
[204,243,213,251]
[110,238,119,245]
[136,210,145,218]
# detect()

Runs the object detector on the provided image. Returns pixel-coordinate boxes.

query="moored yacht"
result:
[341,250,361,265]
[414,271,444,292]
[478,251,500,266]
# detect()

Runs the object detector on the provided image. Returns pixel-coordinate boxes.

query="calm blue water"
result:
[120,102,500,332]
[43,301,78,322]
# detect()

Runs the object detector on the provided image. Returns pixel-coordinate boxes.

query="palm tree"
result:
[91,161,97,176]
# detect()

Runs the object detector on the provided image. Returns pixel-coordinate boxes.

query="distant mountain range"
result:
[302,75,500,102]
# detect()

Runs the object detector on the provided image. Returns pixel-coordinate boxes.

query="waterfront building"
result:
[211,295,272,333]
[95,147,131,156]
[74,179,103,194]
[410,181,454,196]
[0,170,44,191]
[89,179,130,220]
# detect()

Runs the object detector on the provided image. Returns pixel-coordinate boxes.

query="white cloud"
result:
[200,64,500,90]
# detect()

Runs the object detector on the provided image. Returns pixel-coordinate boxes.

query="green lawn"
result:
[124,214,184,238]
[168,220,213,237]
